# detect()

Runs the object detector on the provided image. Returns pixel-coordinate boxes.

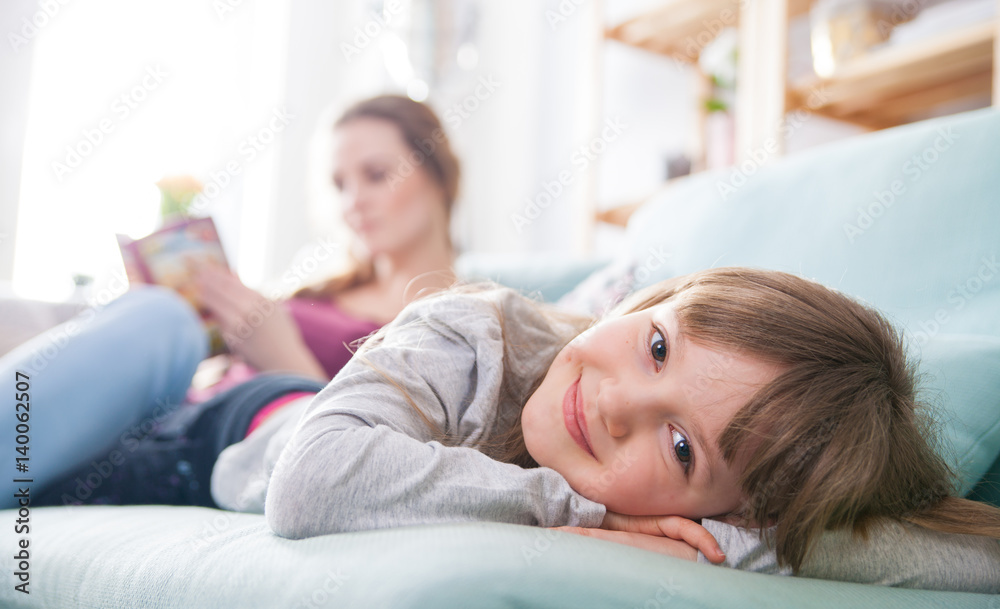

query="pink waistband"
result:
[246,391,315,437]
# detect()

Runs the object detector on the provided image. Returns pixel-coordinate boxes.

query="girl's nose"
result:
[597,378,632,439]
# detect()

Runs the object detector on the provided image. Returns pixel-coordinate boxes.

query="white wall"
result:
[0,0,40,285]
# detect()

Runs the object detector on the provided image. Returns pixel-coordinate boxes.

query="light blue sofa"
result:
[2,108,999,608]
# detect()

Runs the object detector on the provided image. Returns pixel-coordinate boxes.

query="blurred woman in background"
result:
[1,94,462,507]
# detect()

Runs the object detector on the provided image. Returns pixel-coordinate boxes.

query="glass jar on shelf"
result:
[810,0,896,77]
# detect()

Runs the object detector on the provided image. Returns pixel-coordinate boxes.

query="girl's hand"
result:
[555,512,726,564]
[192,262,326,380]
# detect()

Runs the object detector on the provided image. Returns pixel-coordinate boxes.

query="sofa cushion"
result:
[1,505,997,609]
[913,334,1000,496]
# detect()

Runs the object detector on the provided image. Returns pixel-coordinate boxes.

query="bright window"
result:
[13,0,288,300]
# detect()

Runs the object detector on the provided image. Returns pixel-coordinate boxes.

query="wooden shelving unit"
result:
[789,19,997,128]
[605,0,999,167]
[605,0,812,62]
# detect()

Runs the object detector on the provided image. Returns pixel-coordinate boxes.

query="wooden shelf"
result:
[600,0,998,187]
[788,19,997,128]
[605,0,812,62]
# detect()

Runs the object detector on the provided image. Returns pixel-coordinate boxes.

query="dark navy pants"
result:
[32,373,324,508]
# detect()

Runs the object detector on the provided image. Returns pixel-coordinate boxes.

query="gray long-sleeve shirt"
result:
[211,286,1000,593]
[213,286,607,533]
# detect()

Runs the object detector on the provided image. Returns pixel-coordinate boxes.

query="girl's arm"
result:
[263,291,607,539]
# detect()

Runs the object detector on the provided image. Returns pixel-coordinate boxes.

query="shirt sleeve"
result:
[264,292,607,539]
[696,518,1000,593]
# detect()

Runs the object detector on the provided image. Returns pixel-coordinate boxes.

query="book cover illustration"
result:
[117,216,230,353]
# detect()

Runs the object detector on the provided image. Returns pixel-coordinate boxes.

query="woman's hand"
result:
[554,511,726,564]
[192,262,326,380]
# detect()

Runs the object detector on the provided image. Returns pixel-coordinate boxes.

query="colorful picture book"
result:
[117,216,230,351]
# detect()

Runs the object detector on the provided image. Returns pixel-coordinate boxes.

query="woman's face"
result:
[521,301,781,519]
[332,117,448,258]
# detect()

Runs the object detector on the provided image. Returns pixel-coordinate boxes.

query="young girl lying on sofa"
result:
[21,267,1000,590]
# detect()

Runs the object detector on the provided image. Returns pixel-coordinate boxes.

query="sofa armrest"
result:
[0,298,87,357]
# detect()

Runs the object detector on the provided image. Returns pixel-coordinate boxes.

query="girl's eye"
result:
[367,169,386,183]
[671,427,692,467]
[649,326,668,369]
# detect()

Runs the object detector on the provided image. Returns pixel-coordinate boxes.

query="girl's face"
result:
[332,117,448,258]
[521,301,781,519]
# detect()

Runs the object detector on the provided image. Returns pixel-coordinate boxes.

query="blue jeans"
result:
[1,286,208,509]
[31,372,324,508]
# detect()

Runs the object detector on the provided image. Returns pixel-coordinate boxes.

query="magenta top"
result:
[185,297,382,405]
[284,297,382,378]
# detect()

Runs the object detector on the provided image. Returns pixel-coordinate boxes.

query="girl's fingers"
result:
[553,527,700,562]
[600,512,725,564]
[657,517,725,564]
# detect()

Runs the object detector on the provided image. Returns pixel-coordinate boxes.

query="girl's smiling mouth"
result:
[563,376,595,459]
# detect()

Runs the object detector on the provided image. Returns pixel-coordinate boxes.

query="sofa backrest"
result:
[627,107,1000,338]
